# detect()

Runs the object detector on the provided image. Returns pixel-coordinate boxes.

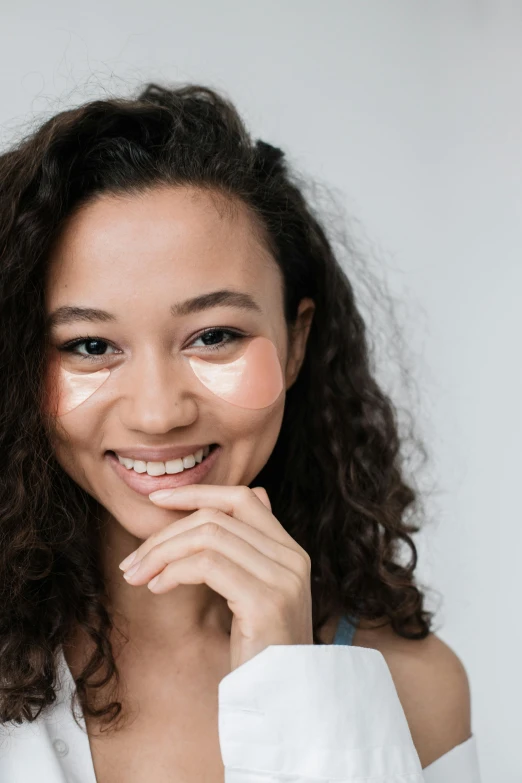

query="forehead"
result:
[45,185,283,312]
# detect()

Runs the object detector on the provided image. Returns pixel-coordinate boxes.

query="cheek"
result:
[187,336,284,409]
[210,395,285,488]
[42,359,112,491]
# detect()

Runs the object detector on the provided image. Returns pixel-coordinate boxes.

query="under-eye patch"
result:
[46,335,284,416]
[187,335,284,409]
[45,363,111,417]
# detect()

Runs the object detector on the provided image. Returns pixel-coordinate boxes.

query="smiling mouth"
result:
[106,444,219,474]
[105,444,222,497]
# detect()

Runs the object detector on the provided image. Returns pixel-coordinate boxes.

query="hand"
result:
[118,484,314,671]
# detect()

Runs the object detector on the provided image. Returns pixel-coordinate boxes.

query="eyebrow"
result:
[46,289,263,329]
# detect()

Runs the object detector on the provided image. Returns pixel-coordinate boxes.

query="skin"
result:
[44,184,316,669]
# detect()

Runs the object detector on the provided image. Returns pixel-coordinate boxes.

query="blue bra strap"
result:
[332,613,358,646]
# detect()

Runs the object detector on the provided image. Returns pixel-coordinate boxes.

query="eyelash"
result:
[58,328,245,364]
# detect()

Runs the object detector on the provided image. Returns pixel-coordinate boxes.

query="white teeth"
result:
[146,461,166,477]
[165,458,184,474]
[115,446,213,475]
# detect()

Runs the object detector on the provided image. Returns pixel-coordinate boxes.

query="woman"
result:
[0,83,480,781]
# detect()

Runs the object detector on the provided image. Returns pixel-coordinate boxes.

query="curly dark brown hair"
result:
[0,82,437,732]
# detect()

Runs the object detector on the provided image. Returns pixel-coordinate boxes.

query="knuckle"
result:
[238,485,254,502]
[287,548,311,577]
[200,521,224,538]
[299,550,312,573]
[198,550,220,571]
[286,569,305,597]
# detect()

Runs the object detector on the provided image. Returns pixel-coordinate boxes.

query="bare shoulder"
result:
[354,622,472,769]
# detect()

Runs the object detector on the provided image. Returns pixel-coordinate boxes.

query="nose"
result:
[118,350,199,434]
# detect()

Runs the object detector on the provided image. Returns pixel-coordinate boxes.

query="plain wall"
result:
[1,2,519,780]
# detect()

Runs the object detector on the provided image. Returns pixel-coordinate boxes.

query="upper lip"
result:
[109,444,215,462]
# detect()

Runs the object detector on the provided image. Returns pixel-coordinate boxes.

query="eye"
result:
[58,337,117,363]
[190,328,244,352]
[57,328,245,363]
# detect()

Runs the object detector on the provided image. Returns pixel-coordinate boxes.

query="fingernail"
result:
[149,489,175,501]
[119,551,138,571]
[123,561,142,580]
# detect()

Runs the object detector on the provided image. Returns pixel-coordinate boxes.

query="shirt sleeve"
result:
[218,645,482,783]
[218,644,423,782]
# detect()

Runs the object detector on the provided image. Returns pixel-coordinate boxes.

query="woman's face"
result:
[43,185,314,538]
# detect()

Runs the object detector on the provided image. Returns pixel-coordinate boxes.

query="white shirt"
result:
[0,643,481,782]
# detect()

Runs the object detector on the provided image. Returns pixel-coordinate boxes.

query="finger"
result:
[148,484,285,542]
[120,506,266,572]
[146,550,300,639]
[121,508,307,580]
[122,516,302,592]
[146,552,265,618]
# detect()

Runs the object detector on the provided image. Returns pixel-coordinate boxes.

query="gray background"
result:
[1,2,519,780]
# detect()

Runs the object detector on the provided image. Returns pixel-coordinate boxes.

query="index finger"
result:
[147,483,289,542]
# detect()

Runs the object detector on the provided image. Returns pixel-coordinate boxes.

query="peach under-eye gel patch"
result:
[57,367,111,416]
[43,335,284,416]
[187,335,284,409]
[45,360,111,417]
